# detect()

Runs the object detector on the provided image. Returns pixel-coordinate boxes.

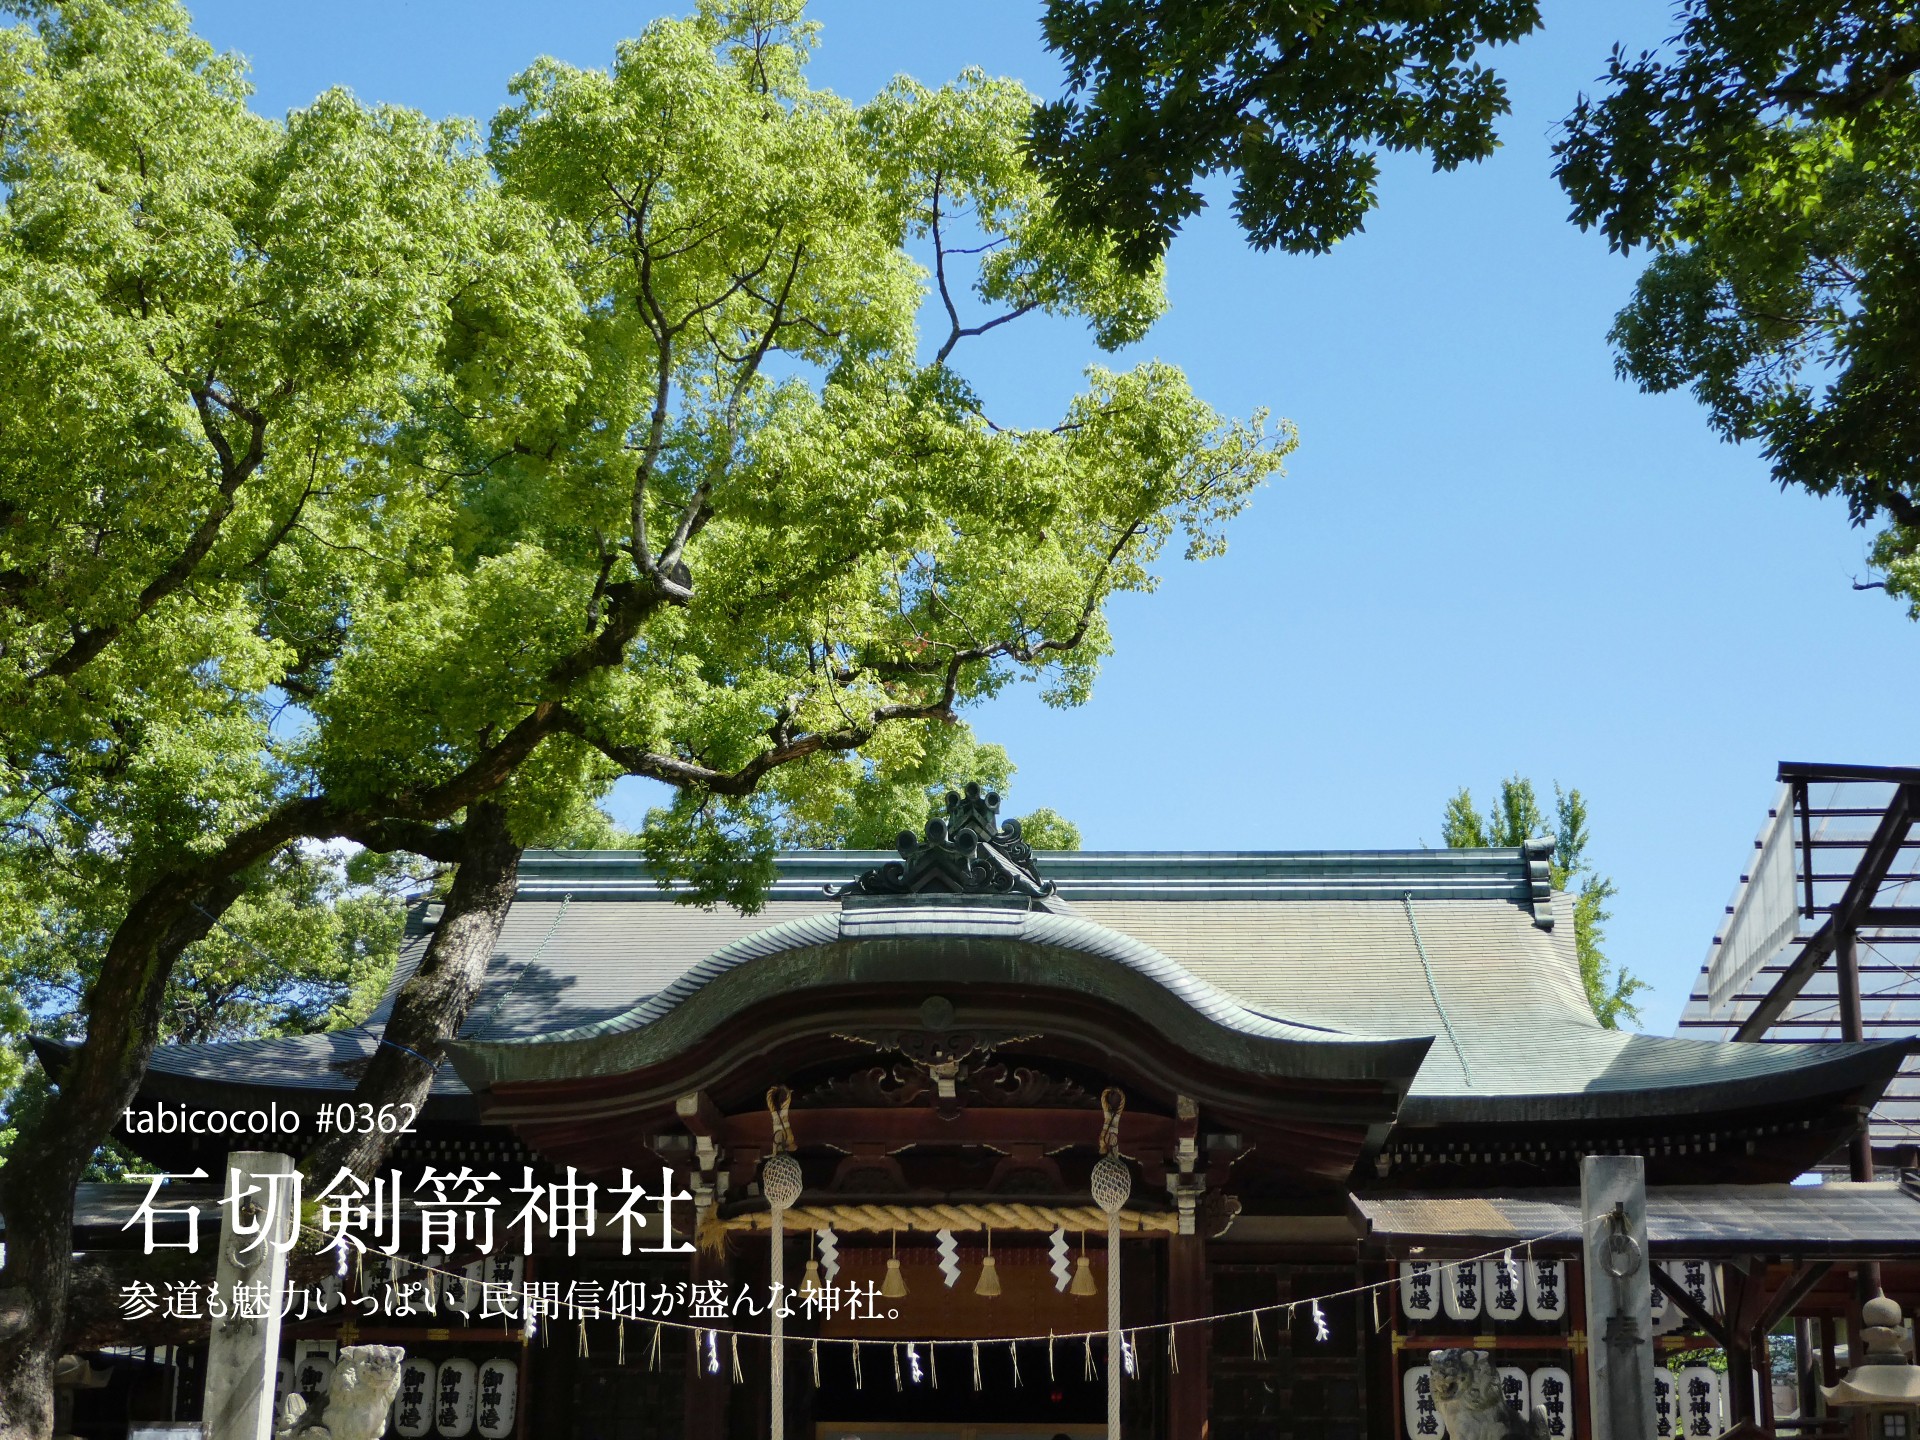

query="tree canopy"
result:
[1028,0,1542,270]
[1442,776,1647,1029]
[0,1,1280,1421]
[1554,0,1920,614]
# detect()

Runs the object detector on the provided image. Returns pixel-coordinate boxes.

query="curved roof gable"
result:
[443,897,1434,1095]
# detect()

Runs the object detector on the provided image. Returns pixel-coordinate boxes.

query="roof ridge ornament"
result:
[827,782,1056,900]
[1522,834,1556,930]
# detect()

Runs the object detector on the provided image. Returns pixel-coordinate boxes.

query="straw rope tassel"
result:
[811,1340,820,1388]
[762,1114,803,1440]
[1168,1325,1179,1375]
[618,1318,626,1366]
[1092,1086,1130,1440]
[1010,1340,1021,1387]
[649,1323,663,1372]
[972,1341,983,1391]
[852,1340,863,1390]
[1251,1311,1266,1361]
[578,1319,589,1358]
[1083,1333,1095,1380]
[731,1333,744,1383]
[1049,1332,1056,1381]
[892,1343,902,1392]
[929,1342,938,1390]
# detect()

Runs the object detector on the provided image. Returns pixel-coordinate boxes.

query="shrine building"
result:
[44,782,1920,1440]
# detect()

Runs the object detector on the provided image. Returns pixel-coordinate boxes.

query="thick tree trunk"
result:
[302,801,523,1185]
[6,811,524,1389]
[0,870,250,1440]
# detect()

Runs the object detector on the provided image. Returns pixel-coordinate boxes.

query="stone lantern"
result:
[1823,1296,1920,1440]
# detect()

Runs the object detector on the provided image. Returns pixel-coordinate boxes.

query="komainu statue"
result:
[274,1344,406,1440]
[1430,1349,1549,1440]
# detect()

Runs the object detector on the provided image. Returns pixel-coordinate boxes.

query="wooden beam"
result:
[1735,780,1917,1041]
[1650,1265,1728,1348]
[1757,1262,1835,1337]
[719,1106,1186,1152]
[675,1090,723,1137]
[1734,921,1838,1041]
[1862,907,1920,927]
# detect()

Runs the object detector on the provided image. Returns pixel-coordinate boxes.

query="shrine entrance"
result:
[801,1231,1126,1437]
[807,1338,1104,1434]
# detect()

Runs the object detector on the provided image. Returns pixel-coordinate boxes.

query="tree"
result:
[1027,0,1543,271]
[1441,777,1647,1028]
[0,3,1279,1425]
[767,719,1080,850]
[1554,1,1920,614]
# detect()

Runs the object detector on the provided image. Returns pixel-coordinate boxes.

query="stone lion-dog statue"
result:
[1429,1348,1550,1440]
[274,1344,406,1440]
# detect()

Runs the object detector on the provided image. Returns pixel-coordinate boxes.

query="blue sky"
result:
[181,0,1920,1033]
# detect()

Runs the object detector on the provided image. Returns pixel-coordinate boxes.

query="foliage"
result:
[1028,0,1542,270]
[757,718,1080,851]
[0,0,1277,973]
[0,4,1274,1386]
[1442,776,1648,1029]
[11,848,403,1050]
[1554,0,1920,610]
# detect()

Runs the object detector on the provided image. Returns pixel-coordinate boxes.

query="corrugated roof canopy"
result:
[1349,1182,1920,1258]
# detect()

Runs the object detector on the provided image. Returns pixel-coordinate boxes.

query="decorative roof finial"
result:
[827,781,1055,900]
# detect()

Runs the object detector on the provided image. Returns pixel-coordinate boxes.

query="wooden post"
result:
[1838,931,1876,1185]
[1797,1317,1821,1420]
[515,1255,535,1440]
[1723,1263,1758,1430]
[1167,1232,1208,1438]
[203,1151,295,1440]
[1581,1155,1654,1440]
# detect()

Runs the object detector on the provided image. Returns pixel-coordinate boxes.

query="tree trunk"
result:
[0,869,251,1440]
[8,810,526,1383]
[302,800,523,1184]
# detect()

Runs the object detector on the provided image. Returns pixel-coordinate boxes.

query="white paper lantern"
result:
[484,1253,524,1318]
[1526,1259,1567,1321]
[443,1259,484,1316]
[275,1357,296,1411]
[365,1253,395,1309]
[1678,1364,1724,1438]
[1441,1259,1483,1321]
[1665,1261,1721,1322]
[1404,1365,1447,1439]
[476,1357,518,1440]
[394,1356,436,1439]
[295,1354,333,1403]
[1653,1367,1678,1439]
[1482,1255,1526,1321]
[1498,1366,1529,1422]
[434,1357,477,1438]
[1400,1260,1441,1321]
[1530,1367,1574,1439]
[1650,1278,1677,1335]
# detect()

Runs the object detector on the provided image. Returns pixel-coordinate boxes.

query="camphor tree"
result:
[1028,0,1543,270]
[1554,0,1920,614]
[0,1,1284,1428]
[1442,777,1647,1028]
